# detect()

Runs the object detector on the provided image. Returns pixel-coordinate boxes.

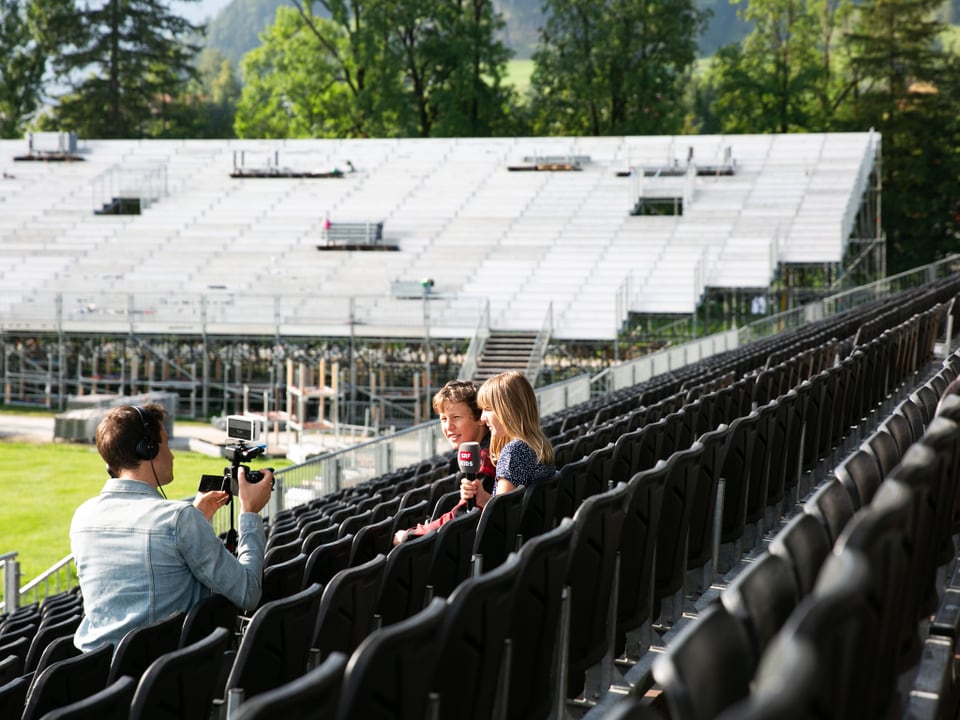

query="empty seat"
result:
[802,478,855,545]
[720,552,800,661]
[231,652,347,720]
[107,610,185,683]
[614,462,666,660]
[302,534,354,589]
[505,518,574,720]
[178,594,238,649]
[426,509,480,599]
[472,485,525,573]
[130,626,232,720]
[312,554,387,662]
[767,511,832,597]
[24,613,82,675]
[224,584,324,703]
[376,531,438,627]
[38,675,137,720]
[260,553,308,605]
[349,516,395,566]
[21,643,114,720]
[652,602,756,720]
[338,599,447,720]
[564,482,629,700]
[433,553,522,720]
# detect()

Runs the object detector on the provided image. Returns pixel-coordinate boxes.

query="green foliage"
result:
[235,6,355,138]
[235,0,516,138]
[0,0,46,138]
[843,0,960,273]
[701,0,854,133]
[529,0,709,136]
[35,0,204,138]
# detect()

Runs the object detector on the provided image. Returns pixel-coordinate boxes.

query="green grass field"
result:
[505,58,535,93]
[0,434,289,597]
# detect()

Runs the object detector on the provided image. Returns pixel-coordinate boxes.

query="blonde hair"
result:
[477,371,553,465]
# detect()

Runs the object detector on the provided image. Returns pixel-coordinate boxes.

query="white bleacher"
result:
[0,131,878,340]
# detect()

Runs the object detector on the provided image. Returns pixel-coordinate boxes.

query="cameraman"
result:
[71,403,274,653]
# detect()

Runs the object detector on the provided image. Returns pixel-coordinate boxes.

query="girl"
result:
[393,380,496,544]
[461,371,555,509]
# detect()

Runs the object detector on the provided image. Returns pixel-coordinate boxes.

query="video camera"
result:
[198,415,273,496]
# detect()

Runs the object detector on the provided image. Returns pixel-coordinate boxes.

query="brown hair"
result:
[432,380,481,419]
[96,403,166,475]
[477,371,553,465]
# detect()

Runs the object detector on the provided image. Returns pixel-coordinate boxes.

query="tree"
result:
[703,0,853,133]
[158,48,241,139]
[234,6,355,138]
[842,0,960,272]
[377,0,516,136]
[528,0,708,136]
[237,0,515,139]
[0,0,46,138]
[35,0,203,138]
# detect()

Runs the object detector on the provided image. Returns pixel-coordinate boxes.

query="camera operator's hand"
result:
[238,466,273,515]
[193,490,229,522]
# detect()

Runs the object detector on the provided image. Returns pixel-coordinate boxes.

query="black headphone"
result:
[132,405,160,461]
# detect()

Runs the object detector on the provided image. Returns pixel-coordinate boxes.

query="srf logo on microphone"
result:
[459,449,473,463]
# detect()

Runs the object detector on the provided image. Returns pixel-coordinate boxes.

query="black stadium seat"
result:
[426,509,480,599]
[505,518,574,720]
[802,478,856,545]
[107,610,185,683]
[178,594,238,649]
[338,599,446,720]
[130,627,232,720]
[564,482,629,700]
[38,676,137,720]
[767,512,832,597]
[302,534,354,589]
[652,602,756,720]
[311,555,386,662]
[232,652,347,720]
[433,553,522,720]
[376,531,438,627]
[21,642,113,720]
[472,485,525,573]
[224,584,324,703]
[614,461,666,660]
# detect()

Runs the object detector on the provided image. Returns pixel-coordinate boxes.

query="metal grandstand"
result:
[0,132,880,343]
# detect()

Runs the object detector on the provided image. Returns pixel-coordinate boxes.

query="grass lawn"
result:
[505,58,535,94]
[0,435,289,601]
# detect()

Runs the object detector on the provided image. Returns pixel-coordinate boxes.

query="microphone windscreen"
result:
[458,441,481,475]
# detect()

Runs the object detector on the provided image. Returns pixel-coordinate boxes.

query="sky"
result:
[169,0,234,24]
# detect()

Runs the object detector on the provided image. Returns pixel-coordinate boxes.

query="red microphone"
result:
[458,441,481,510]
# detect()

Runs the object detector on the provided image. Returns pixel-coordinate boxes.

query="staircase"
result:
[473,330,540,383]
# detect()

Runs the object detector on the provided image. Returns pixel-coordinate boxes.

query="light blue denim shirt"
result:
[71,478,265,653]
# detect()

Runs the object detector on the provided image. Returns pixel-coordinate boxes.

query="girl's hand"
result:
[460,478,491,509]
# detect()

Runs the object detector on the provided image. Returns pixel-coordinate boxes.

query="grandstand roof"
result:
[0,132,879,341]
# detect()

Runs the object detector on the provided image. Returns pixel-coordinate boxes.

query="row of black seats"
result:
[634,340,960,718]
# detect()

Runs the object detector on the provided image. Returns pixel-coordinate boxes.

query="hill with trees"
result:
[202,0,751,63]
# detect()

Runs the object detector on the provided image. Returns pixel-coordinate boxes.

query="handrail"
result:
[458,299,490,381]
[525,303,553,385]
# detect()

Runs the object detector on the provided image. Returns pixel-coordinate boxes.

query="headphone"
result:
[132,405,160,461]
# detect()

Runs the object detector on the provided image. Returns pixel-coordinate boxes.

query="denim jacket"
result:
[71,478,265,653]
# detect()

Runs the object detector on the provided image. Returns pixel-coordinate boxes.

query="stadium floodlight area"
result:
[0,132,879,341]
